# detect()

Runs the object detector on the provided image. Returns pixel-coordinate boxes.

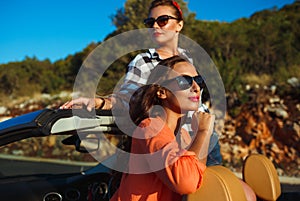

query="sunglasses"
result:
[162,75,205,90]
[144,15,179,28]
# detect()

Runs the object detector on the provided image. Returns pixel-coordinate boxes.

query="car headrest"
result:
[184,165,247,201]
[243,154,281,201]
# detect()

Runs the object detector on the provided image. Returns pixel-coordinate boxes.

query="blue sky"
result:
[0,0,295,64]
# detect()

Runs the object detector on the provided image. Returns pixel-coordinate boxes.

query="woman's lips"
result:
[153,32,162,37]
[188,96,200,102]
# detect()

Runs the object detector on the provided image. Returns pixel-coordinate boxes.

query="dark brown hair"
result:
[148,0,183,20]
[129,55,189,125]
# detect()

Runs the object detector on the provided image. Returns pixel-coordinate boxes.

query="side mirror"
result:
[76,137,100,153]
[62,134,100,153]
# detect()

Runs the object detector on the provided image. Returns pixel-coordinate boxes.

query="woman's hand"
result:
[189,111,215,162]
[59,97,104,111]
[191,111,215,136]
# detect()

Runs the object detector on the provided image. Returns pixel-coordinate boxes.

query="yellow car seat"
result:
[184,165,247,201]
[243,154,281,201]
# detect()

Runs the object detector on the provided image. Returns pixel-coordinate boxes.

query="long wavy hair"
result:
[129,55,190,125]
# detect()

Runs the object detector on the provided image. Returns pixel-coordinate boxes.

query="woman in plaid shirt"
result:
[61,0,222,166]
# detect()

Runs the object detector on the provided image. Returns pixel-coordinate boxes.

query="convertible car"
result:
[0,108,124,201]
[0,108,297,201]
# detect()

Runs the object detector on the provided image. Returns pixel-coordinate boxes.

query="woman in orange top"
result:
[110,55,214,201]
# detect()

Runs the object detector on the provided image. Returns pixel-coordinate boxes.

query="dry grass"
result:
[243,73,272,86]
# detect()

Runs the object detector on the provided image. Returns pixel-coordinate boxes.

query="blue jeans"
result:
[206,131,222,166]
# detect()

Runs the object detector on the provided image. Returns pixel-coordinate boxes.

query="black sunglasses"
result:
[144,15,179,28]
[162,75,205,90]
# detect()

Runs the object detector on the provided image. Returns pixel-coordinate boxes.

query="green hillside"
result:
[0,0,299,103]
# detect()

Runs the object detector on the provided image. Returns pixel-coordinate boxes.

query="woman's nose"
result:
[152,21,160,28]
[191,80,200,92]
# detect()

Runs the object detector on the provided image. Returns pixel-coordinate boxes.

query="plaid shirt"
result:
[114,48,209,111]
[113,48,221,165]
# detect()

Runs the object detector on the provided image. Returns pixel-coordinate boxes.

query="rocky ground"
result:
[0,84,299,178]
[219,86,299,177]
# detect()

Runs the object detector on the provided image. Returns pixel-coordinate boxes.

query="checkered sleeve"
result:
[113,52,159,109]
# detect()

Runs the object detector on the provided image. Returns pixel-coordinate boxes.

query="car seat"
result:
[183,165,247,201]
[184,154,281,201]
[243,154,281,201]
